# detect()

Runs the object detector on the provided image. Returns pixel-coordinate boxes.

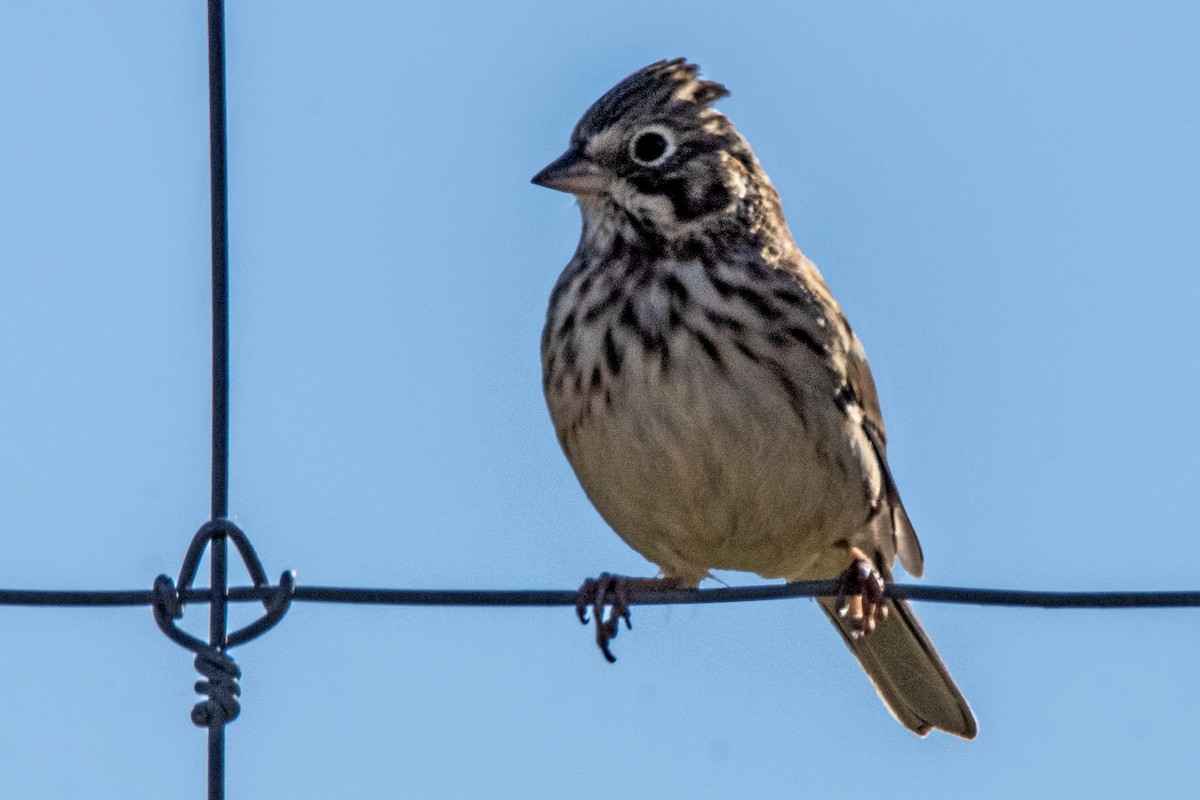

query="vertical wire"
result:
[206,1,230,799]
[208,5,229,520]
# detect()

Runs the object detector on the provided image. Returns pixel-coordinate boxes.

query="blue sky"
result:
[2,1,1199,797]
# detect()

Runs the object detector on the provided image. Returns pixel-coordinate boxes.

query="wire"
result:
[4,581,1200,609]
[205,2,231,797]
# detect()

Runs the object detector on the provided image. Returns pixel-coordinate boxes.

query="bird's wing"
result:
[779,255,925,577]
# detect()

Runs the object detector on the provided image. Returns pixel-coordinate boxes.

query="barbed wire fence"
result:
[4,3,1200,798]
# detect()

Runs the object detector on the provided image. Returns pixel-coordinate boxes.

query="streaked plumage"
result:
[534,59,976,739]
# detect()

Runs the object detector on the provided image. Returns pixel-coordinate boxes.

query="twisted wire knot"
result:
[152,520,295,728]
[191,648,242,727]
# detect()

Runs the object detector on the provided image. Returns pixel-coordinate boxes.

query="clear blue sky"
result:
[2,1,1199,797]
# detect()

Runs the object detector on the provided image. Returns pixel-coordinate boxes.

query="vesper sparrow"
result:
[533,59,976,739]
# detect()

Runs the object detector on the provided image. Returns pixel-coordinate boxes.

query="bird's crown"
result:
[571,59,729,143]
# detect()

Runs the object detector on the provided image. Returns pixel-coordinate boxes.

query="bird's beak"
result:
[531,150,611,196]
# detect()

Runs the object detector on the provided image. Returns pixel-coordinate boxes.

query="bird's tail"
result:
[818,596,977,739]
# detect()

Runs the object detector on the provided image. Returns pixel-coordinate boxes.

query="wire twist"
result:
[151,520,295,729]
[191,649,242,726]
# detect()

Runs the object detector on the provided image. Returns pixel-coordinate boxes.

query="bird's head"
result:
[533,59,771,238]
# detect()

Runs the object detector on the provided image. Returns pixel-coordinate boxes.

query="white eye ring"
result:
[628,125,677,167]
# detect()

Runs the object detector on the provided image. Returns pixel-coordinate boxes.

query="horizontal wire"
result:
[3,581,1200,609]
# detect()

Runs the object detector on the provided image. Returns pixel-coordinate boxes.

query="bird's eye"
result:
[629,127,676,167]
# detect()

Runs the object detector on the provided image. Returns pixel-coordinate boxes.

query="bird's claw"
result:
[835,554,888,639]
[576,572,633,663]
[575,573,685,662]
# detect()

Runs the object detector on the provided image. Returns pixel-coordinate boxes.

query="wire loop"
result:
[153,520,296,651]
[152,574,208,652]
[227,570,296,648]
[151,520,295,735]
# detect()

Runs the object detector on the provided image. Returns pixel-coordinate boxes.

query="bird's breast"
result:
[542,258,873,583]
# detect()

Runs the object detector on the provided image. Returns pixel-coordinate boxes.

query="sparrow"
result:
[533,59,976,739]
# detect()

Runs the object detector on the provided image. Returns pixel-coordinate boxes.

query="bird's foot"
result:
[835,549,888,639]
[575,573,679,663]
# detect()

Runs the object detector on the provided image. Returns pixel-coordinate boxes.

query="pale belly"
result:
[550,336,877,587]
